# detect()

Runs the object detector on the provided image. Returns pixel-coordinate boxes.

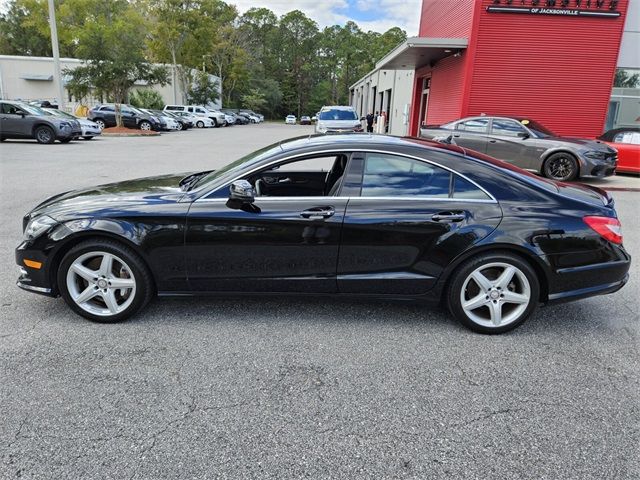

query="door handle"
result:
[453,134,461,138]
[300,207,335,219]
[432,212,466,222]
[489,139,497,143]
[278,177,293,183]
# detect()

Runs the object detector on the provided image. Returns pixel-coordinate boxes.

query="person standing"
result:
[365,112,374,133]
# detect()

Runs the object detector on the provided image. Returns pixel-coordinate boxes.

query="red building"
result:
[353,0,630,138]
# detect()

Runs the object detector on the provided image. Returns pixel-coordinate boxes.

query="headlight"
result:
[584,151,606,160]
[59,121,71,129]
[23,215,58,241]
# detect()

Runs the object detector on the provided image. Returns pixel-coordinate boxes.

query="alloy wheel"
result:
[95,120,105,130]
[36,128,53,143]
[460,262,531,328]
[139,121,152,131]
[66,251,137,317]
[547,156,576,180]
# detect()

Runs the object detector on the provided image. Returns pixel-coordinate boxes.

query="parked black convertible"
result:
[16,135,630,333]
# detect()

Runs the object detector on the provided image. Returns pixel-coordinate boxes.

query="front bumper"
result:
[15,243,57,297]
[580,152,617,177]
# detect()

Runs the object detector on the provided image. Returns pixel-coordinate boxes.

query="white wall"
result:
[618,0,640,69]
[351,68,414,136]
[0,55,221,113]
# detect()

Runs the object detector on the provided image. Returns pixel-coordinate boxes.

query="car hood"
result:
[318,120,361,129]
[547,136,614,151]
[28,173,189,220]
[78,118,99,128]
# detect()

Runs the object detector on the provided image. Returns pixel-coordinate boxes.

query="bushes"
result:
[129,89,164,109]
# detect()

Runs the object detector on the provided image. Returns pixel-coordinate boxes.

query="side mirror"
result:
[518,131,530,139]
[229,180,255,204]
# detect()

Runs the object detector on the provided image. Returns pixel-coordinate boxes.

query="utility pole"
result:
[47,0,65,110]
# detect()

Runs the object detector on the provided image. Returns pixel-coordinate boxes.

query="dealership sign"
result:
[488,0,621,17]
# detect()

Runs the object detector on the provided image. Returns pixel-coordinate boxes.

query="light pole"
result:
[47,0,65,110]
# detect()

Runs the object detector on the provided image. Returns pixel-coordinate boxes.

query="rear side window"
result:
[491,119,526,137]
[361,153,451,198]
[100,105,115,112]
[457,118,489,133]
[452,176,490,200]
[613,131,640,144]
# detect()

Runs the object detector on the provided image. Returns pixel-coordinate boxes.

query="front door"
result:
[185,154,352,293]
[486,118,537,169]
[337,152,502,295]
[0,103,29,137]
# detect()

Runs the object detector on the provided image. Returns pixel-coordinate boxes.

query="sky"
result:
[0,0,421,35]
[230,0,421,34]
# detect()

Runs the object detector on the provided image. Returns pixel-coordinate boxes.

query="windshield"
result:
[518,118,555,138]
[319,109,358,121]
[45,108,76,119]
[20,104,49,116]
[191,142,283,191]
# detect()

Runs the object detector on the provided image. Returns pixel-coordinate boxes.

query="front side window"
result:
[456,118,489,133]
[491,119,526,137]
[361,153,451,198]
[1,103,22,115]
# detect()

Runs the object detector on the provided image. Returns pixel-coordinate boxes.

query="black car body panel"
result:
[16,135,630,310]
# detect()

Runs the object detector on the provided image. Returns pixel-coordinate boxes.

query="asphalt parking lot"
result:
[1,124,638,479]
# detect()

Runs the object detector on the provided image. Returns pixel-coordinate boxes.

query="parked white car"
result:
[164,105,223,127]
[285,115,296,124]
[224,114,236,126]
[139,108,180,131]
[43,108,101,139]
[315,105,362,133]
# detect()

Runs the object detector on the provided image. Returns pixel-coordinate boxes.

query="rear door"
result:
[337,151,503,295]
[450,118,490,154]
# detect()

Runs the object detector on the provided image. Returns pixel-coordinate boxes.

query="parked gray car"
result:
[420,116,617,181]
[0,101,81,144]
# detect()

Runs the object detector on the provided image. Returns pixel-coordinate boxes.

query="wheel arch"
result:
[437,243,551,304]
[47,230,156,296]
[31,122,56,137]
[539,148,581,174]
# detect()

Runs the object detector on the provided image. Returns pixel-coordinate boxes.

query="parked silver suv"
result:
[0,101,81,144]
[420,116,617,181]
[315,106,363,134]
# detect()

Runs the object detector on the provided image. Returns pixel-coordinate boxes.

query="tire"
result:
[212,118,219,128]
[34,125,55,144]
[196,120,204,128]
[60,138,72,143]
[176,122,183,131]
[83,136,94,140]
[139,121,152,131]
[446,252,540,334]
[57,239,154,323]
[94,119,106,130]
[543,152,579,181]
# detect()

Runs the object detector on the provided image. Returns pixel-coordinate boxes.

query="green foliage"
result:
[129,89,165,109]
[186,70,220,105]
[0,0,407,119]
[241,89,267,113]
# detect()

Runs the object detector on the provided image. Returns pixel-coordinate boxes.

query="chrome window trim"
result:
[195,148,497,203]
[194,196,496,204]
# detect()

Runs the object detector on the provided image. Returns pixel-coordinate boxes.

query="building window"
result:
[607,68,640,131]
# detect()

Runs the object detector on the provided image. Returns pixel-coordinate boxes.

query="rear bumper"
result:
[547,273,628,304]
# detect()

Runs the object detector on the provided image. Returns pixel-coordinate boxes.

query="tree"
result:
[241,88,267,113]
[129,89,165,109]
[186,70,220,105]
[64,1,169,126]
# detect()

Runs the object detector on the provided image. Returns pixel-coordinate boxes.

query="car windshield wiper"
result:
[179,171,212,191]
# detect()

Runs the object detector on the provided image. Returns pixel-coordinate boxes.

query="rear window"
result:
[319,109,358,121]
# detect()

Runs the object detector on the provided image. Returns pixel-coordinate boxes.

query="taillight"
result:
[583,216,623,244]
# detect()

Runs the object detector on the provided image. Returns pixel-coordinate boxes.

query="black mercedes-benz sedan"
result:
[16,134,630,333]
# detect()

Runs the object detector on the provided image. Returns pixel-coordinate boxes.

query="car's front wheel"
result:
[139,121,152,131]
[57,240,154,323]
[34,126,55,144]
[196,120,204,128]
[543,152,579,181]
[447,252,539,334]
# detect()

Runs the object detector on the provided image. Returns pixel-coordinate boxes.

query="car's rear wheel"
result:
[94,119,106,130]
[447,252,539,334]
[57,240,154,323]
[176,122,183,131]
[543,153,579,181]
[139,121,152,131]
